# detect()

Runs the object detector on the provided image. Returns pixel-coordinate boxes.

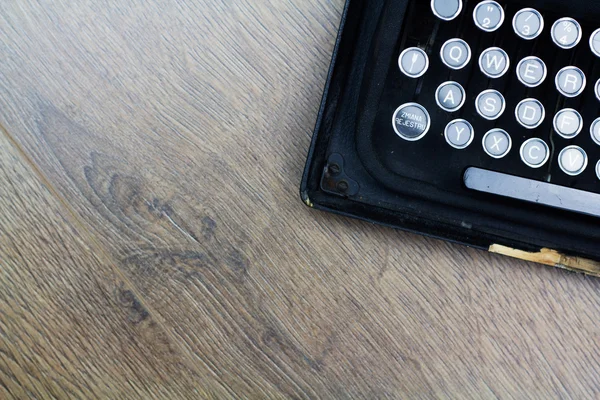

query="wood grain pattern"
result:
[2,0,600,398]
[0,132,228,398]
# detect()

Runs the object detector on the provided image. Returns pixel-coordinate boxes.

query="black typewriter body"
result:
[301,0,600,270]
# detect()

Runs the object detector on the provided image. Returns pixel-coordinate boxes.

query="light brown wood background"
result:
[2,0,600,398]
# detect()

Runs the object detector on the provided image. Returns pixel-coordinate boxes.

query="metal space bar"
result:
[464,167,600,218]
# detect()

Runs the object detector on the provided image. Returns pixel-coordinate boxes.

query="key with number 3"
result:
[512,8,544,40]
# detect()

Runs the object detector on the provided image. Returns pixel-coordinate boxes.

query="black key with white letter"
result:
[392,103,431,142]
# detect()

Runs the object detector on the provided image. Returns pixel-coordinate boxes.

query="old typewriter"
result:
[301,0,600,273]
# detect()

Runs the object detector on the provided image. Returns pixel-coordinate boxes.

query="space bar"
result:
[464,167,600,218]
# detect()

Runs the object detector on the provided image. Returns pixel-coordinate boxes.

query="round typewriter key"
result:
[558,145,588,176]
[520,138,550,168]
[590,118,600,146]
[479,47,510,78]
[436,81,466,112]
[553,109,583,139]
[515,99,546,129]
[483,129,512,159]
[431,0,463,21]
[555,66,586,98]
[595,79,600,102]
[551,18,582,49]
[591,28,600,57]
[473,1,505,32]
[440,38,471,70]
[392,103,431,141]
[515,99,545,129]
[516,56,547,88]
[512,8,544,40]
[445,119,474,149]
[398,47,429,78]
[476,89,505,120]
[596,160,600,180]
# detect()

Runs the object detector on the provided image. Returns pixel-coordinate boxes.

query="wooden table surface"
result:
[2,1,600,398]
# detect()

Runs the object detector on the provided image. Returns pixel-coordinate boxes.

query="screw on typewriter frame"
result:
[320,153,359,197]
[329,163,341,176]
[336,181,349,193]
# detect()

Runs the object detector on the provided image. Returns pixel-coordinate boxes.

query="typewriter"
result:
[301,0,600,274]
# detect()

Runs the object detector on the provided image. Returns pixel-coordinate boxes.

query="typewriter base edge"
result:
[489,245,600,277]
[302,190,600,277]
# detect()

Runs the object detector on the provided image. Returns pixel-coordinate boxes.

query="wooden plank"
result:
[0,133,229,397]
[2,0,600,397]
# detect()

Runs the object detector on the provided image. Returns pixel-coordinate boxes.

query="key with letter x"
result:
[483,129,512,159]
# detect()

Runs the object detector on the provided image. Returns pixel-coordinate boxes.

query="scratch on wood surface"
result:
[489,245,600,277]
[165,212,200,244]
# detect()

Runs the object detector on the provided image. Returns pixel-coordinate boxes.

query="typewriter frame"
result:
[300,0,600,275]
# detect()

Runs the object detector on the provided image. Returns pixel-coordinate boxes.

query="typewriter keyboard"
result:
[388,0,600,217]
